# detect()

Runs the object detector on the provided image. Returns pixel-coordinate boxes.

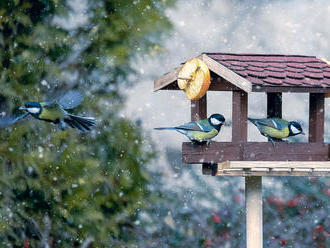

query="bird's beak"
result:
[301,131,305,135]
[223,121,232,127]
[19,106,26,111]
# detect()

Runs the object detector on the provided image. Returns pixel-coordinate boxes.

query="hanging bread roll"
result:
[177,58,210,100]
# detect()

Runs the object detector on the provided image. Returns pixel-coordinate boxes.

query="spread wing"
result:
[41,101,61,109]
[0,113,29,128]
[57,90,83,109]
[176,119,212,132]
[254,118,288,131]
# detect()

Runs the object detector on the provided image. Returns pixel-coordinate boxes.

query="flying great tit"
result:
[0,90,96,132]
[154,113,225,143]
[248,117,304,143]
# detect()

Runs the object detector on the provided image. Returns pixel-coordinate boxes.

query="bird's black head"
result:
[288,121,304,136]
[19,102,42,115]
[208,113,225,130]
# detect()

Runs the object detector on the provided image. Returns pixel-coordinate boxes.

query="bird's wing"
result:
[176,119,212,132]
[254,118,288,130]
[57,90,83,109]
[41,101,59,108]
[0,113,29,128]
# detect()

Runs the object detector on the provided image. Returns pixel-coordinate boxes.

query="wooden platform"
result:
[202,162,330,177]
[182,142,330,163]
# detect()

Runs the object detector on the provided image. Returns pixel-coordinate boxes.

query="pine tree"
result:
[0,0,174,247]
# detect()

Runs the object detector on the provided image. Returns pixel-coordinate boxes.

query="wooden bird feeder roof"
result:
[154,53,330,93]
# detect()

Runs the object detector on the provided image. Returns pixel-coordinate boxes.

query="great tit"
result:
[0,90,96,132]
[248,117,304,143]
[154,113,225,143]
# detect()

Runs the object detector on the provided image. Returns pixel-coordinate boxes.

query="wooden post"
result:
[232,91,248,142]
[191,94,207,121]
[246,176,263,248]
[232,90,262,248]
[309,93,324,142]
[247,92,282,248]
[267,93,282,142]
[267,93,282,118]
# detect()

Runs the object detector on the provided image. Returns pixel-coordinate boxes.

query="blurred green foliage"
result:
[0,0,174,247]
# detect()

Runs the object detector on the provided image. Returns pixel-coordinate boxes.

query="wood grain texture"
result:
[154,67,180,91]
[232,91,248,142]
[218,161,330,169]
[212,168,330,177]
[252,86,330,93]
[202,54,252,92]
[182,142,330,163]
[309,93,324,142]
[246,176,262,248]
[191,94,207,121]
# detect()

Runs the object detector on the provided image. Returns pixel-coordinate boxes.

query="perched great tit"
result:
[154,113,225,143]
[0,90,96,132]
[248,117,304,143]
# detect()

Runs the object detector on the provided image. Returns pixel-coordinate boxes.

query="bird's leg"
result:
[265,135,276,147]
[192,140,207,146]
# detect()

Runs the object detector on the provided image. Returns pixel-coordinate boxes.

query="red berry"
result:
[224,232,231,240]
[280,239,287,246]
[205,239,211,247]
[315,225,324,233]
[234,194,241,203]
[287,195,303,207]
[287,199,298,207]
[212,214,221,224]
[323,188,330,196]
[24,239,29,248]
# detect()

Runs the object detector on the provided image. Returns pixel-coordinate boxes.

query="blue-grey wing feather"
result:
[176,119,212,132]
[0,113,29,128]
[253,118,287,130]
[58,90,83,109]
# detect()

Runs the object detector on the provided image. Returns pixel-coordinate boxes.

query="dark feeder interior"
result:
[154,53,330,248]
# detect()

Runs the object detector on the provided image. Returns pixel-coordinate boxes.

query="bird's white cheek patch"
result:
[291,126,300,134]
[27,107,40,114]
[210,118,221,125]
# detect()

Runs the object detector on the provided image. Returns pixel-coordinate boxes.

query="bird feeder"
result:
[154,53,330,248]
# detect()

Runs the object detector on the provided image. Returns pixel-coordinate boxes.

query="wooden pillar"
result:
[244,92,283,248]
[232,91,248,142]
[246,176,263,248]
[267,93,282,142]
[191,94,207,121]
[267,93,282,118]
[232,90,262,248]
[309,93,324,142]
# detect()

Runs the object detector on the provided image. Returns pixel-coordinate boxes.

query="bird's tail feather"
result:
[247,118,257,125]
[64,114,96,132]
[154,127,177,131]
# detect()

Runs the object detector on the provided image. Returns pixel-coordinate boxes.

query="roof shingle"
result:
[206,53,330,88]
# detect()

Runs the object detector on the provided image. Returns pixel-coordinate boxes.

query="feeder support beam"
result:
[246,176,263,248]
[191,94,207,121]
[309,93,324,142]
[232,91,248,142]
